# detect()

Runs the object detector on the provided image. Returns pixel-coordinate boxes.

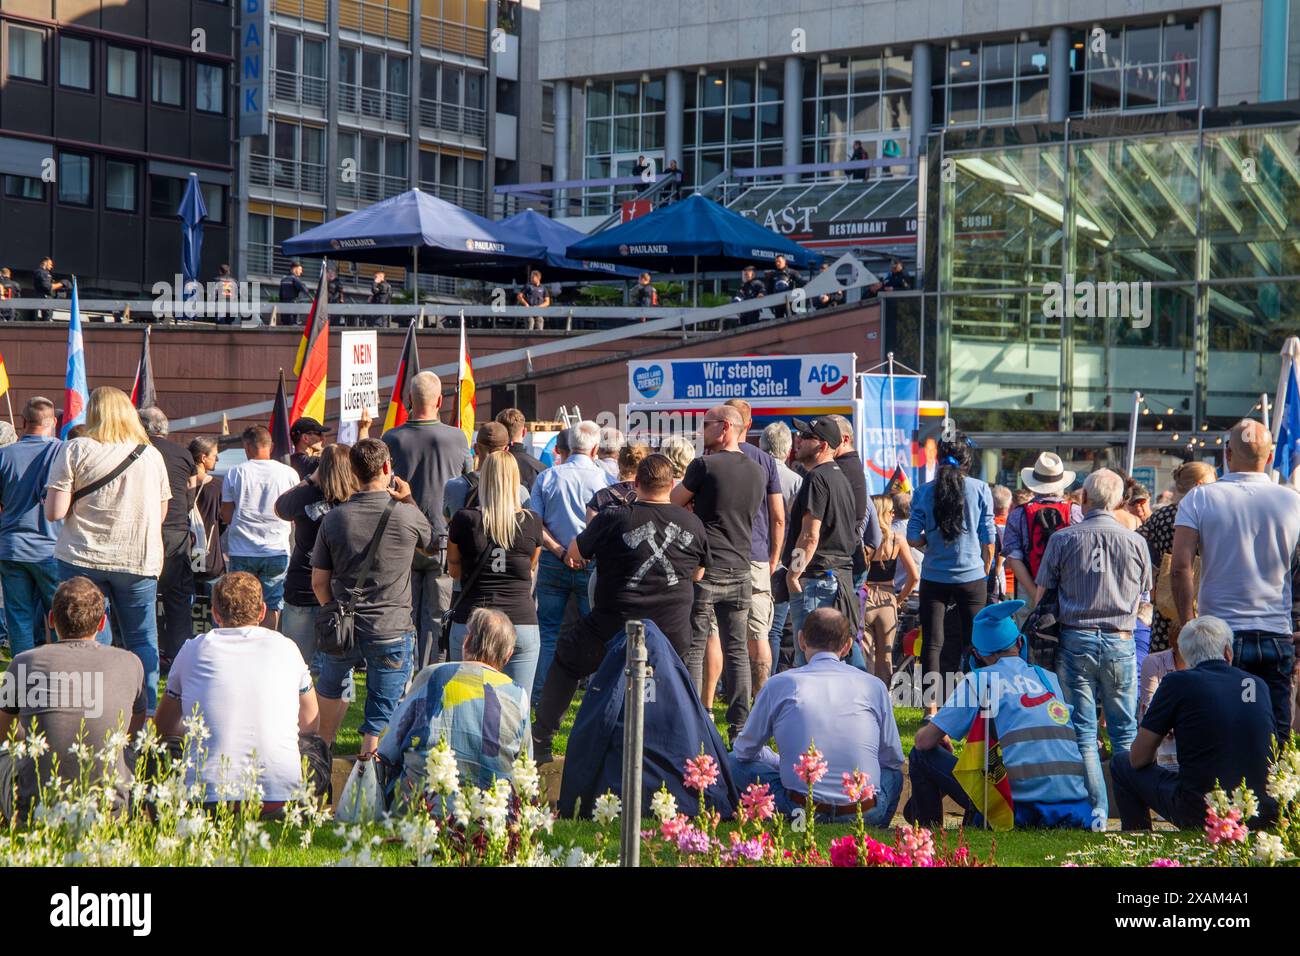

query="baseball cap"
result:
[290,417,330,440]
[476,421,509,452]
[971,600,1026,656]
[791,416,842,449]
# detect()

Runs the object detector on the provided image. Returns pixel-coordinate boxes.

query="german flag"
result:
[457,313,475,445]
[953,712,1015,831]
[130,326,157,409]
[270,369,293,466]
[382,320,421,434]
[0,347,9,399]
[885,464,912,495]
[289,260,329,424]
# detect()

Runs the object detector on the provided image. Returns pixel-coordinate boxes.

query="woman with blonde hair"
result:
[861,494,920,681]
[447,450,543,696]
[1137,460,1217,656]
[659,435,696,484]
[45,386,172,712]
[275,444,359,667]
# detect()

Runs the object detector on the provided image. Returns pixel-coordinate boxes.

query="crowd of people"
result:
[0,380,1294,835]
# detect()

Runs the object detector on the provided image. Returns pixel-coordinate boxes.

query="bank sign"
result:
[628,354,856,404]
[238,0,269,138]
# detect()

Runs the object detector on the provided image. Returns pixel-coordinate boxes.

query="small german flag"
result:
[885,464,912,495]
[457,314,475,446]
[0,347,9,399]
[289,260,329,424]
[382,320,421,434]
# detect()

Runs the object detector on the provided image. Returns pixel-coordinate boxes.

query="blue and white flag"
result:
[61,278,88,438]
[1274,337,1300,488]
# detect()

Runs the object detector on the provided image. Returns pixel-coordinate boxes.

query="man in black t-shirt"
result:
[672,404,765,740]
[139,407,197,662]
[516,270,550,331]
[34,257,63,321]
[368,270,393,329]
[289,417,329,479]
[783,416,860,668]
[495,408,546,490]
[280,261,310,306]
[533,454,708,762]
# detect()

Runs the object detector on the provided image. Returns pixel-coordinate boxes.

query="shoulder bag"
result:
[439,530,498,636]
[70,444,148,505]
[316,497,398,657]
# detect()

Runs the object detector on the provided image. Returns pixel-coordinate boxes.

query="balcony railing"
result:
[271,70,328,109]
[249,154,326,196]
[418,180,484,215]
[418,99,486,139]
[339,82,409,124]
[337,171,409,204]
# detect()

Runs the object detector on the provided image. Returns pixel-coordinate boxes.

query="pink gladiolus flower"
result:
[794,745,828,787]
[1204,807,1248,846]
[841,770,877,804]
[740,783,776,822]
[897,825,936,867]
[1150,858,1182,867]
[726,833,765,863]
[830,836,860,867]
[660,813,690,842]
[683,753,719,793]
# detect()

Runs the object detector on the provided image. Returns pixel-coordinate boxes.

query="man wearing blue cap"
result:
[904,599,1093,829]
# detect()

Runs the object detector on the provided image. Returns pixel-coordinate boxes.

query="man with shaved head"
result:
[1171,419,1300,741]
[382,370,474,669]
[673,403,766,740]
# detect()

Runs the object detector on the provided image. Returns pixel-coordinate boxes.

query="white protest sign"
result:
[339,330,379,422]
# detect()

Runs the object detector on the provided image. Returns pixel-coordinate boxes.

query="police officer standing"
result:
[765,254,803,319]
[516,269,550,331]
[733,264,766,326]
[34,257,64,321]
[368,269,392,329]
[328,269,345,305]
[0,267,19,322]
[279,261,310,315]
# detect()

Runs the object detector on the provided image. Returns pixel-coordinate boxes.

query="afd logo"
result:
[633,364,665,398]
[807,362,848,396]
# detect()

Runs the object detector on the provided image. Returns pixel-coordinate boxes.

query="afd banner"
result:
[860,373,922,494]
[628,353,855,405]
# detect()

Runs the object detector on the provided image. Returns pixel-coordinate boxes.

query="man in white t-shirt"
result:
[221,425,300,631]
[1172,419,1300,742]
[155,571,325,807]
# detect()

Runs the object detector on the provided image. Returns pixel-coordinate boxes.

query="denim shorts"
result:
[316,631,415,737]
[227,554,289,611]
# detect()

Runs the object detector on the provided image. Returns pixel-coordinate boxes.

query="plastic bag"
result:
[336,757,385,823]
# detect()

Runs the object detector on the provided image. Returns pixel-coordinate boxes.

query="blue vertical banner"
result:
[860,373,921,494]
[238,0,269,138]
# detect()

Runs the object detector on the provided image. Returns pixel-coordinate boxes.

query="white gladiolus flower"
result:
[520,803,554,835]
[429,739,461,795]
[650,788,677,823]
[593,792,622,826]
[1254,832,1285,865]
[480,779,512,837]
[26,733,49,758]
[512,753,540,800]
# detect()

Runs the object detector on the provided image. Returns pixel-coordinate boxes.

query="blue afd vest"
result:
[944,656,1089,806]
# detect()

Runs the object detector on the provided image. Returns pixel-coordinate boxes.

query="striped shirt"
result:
[1035,510,1152,634]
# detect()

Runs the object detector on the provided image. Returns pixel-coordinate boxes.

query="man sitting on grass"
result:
[379,606,531,812]
[1111,615,1277,831]
[156,572,328,811]
[0,577,145,822]
[905,600,1093,829]
[729,607,904,825]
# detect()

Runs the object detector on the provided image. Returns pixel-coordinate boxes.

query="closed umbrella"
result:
[177,173,208,303]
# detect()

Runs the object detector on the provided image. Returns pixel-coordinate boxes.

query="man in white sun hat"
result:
[1003,452,1082,602]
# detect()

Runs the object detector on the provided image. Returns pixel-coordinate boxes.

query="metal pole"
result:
[1126,390,1142,475]
[620,619,647,867]
[5,391,13,427]
[1262,392,1272,433]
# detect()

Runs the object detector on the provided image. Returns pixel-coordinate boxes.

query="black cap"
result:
[792,416,842,449]
[290,417,330,440]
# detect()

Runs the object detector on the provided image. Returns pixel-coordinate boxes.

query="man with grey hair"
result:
[596,426,623,479]
[1111,615,1277,831]
[382,370,473,669]
[530,419,611,697]
[1035,467,1151,825]
[379,606,531,806]
[1172,418,1300,742]
[141,406,198,662]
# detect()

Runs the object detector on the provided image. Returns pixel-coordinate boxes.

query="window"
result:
[105,160,136,212]
[201,183,224,224]
[58,153,92,206]
[59,35,92,90]
[152,54,183,106]
[196,62,224,113]
[3,175,44,201]
[149,175,184,217]
[8,25,46,82]
[107,46,138,98]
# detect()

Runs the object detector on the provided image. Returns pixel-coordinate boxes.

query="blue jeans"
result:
[1231,630,1296,744]
[450,620,541,702]
[57,559,160,713]
[227,554,289,611]
[768,600,790,676]
[727,750,903,827]
[316,631,415,737]
[1056,627,1138,821]
[534,552,590,699]
[0,558,58,655]
[790,573,867,671]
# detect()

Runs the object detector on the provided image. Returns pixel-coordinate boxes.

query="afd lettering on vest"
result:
[933,656,1089,806]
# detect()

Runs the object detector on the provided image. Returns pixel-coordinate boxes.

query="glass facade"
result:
[1066,18,1199,114]
[937,114,1300,436]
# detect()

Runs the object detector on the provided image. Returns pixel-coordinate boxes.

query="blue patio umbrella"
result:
[281,189,548,283]
[177,173,208,302]
[431,209,642,283]
[565,193,821,273]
